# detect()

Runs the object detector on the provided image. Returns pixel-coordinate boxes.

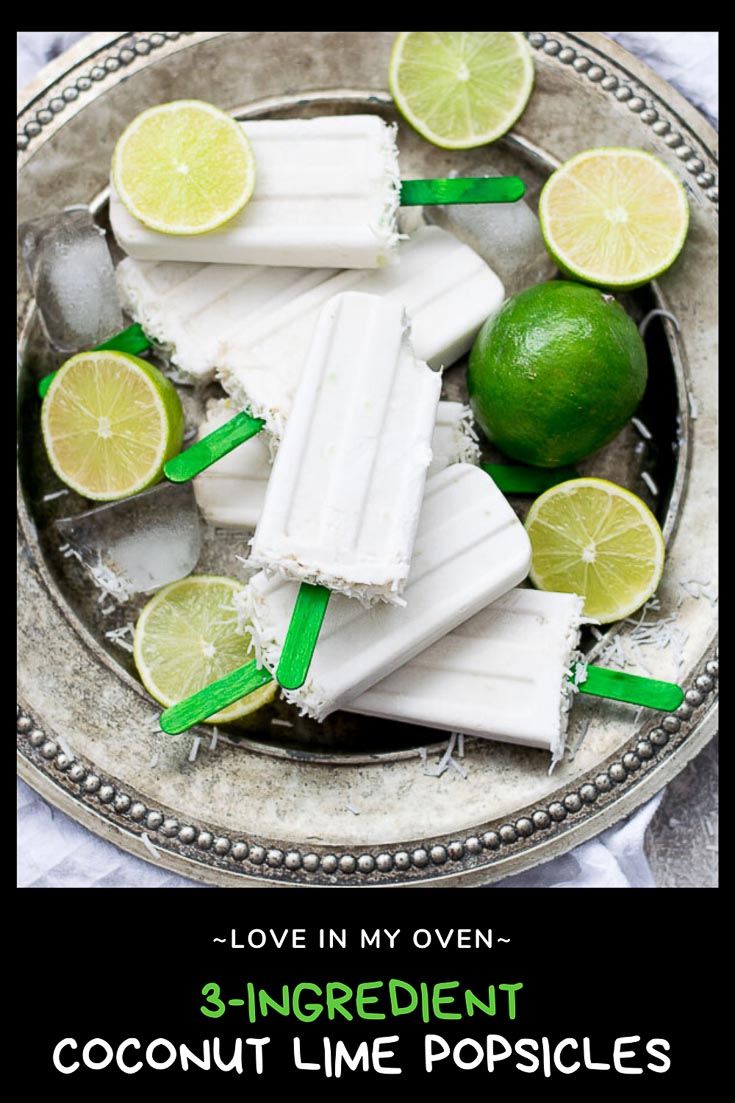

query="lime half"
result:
[389,31,534,149]
[41,350,184,501]
[525,478,665,623]
[133,576,276,724]
[539,147,689,289]
[112,100,256,234]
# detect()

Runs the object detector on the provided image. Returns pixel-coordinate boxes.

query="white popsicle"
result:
[110,115,401,269]
[237,464,532,720]
[350,588,586,760]
[193,397,480,530]
[116,225,504,439]
[248,291,441,603]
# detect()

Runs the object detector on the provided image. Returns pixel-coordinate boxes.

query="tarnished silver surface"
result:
[18,32,717,886]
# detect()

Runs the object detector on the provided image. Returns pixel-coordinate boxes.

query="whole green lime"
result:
[468,281,647,467]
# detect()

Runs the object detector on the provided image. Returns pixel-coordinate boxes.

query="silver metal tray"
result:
[17,31,718,886]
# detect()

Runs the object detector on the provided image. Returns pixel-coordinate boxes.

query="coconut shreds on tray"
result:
[598,598,692,680]
[56,734,74,760]
[209,728,219,751]
[140,831,160,858]
[422,732,468,780]
[567,718,590,762]
[104,622,135,653]
[631,416,652,440]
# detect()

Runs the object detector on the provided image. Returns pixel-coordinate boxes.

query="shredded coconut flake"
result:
[567,719,590,762]
[140,832,160,858]
[688,392,698,420]
[448,756,467,780]
[188,735,201,763]
[631,416,653,440]
[641,471,659,496]
[43,489,69,501]
[56,734,74,760]
[423,733,457,778]
[346,802,360,815]
[457,733,465,759]
[149,752,159,768]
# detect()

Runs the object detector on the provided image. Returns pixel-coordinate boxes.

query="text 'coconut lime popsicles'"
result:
[110,112,524,270]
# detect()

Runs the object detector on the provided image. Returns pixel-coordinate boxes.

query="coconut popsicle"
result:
[111,115,403,269]
[110,113,523,270]
[248,290,442,604]
[193,397,480,530]
[349,587,586,761]
[237,463,532,719]
[116,225,505,439]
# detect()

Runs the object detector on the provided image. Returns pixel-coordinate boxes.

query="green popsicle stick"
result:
[482,464,580,495]
[37,322,151,399]
[400,176,525,206]
[573,664,684,711]
[160,655,684,736]
[159,660,274,735]
[164,409,266,483]
[276,583,331,691]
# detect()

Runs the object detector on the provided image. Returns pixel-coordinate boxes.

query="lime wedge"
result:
[539,147,689,289]
[525,478,665,623]
[112,99,256,235]
[41,350,184,501]
[388,31,534,149]
[133,576,276,724]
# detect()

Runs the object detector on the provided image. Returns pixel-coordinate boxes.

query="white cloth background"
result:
[17,31,717,888]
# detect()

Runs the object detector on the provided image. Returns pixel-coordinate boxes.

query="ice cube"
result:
[19,207,124,353]
[424,174,557,296]
[56,481,202,601]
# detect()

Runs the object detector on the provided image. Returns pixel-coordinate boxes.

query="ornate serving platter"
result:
[17,32,718,886]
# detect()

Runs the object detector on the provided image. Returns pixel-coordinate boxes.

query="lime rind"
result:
[41,350,184,501]
[133,575,276,725]
[112,99,256,235]
[525,477,665,623]
[539,147,690,290]
[388,31,534,150]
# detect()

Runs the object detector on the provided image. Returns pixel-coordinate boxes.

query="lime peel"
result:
[133,575,276,725]
[525,478,665,623]
[388,31,534,149]
[112,100,256,235]
[41,350,184,501]
[539,147,689,289]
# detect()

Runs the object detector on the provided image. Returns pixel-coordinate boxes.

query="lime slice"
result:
[41,350,184,501]
[388,31,534,149]
[525,478,665,623]
[112,100,256,234]
[133,576,276,724]
[539,147,689,289]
